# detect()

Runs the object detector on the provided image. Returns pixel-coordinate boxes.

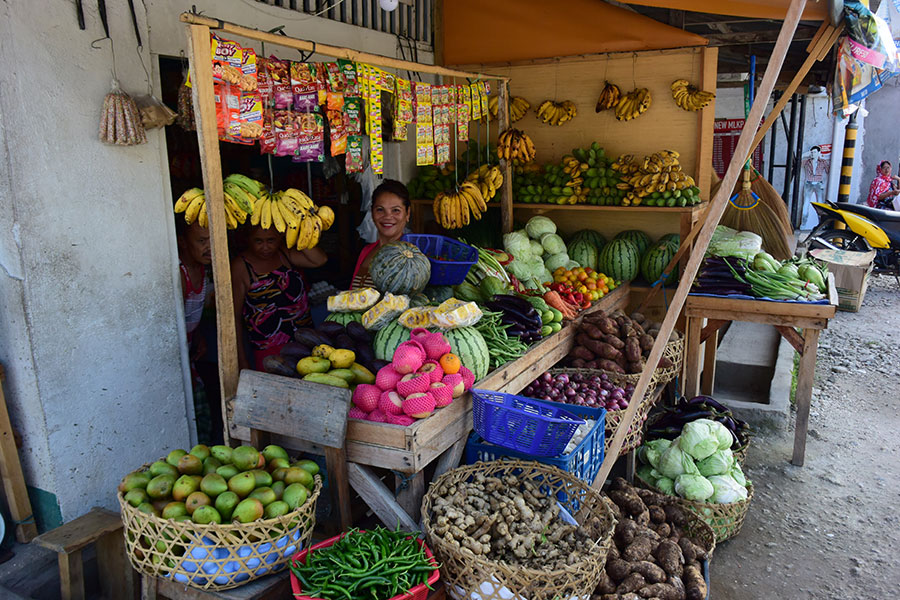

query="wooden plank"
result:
[700,328,717,396]
[324,446,353,531]
[345,418,410,450]
[152,571,290,599]
[394,471,426,523]
[685,307,827,330]
[96,529,137,600]
[232,370,349,448]
[141,576,157,600]
[33,507,122,554]
[792,328,820,466]
[433,437,467,479]
[684,294,836,320]
[410,410,472,473]
[59,551,84,600]
[775,325,805,354]
[187,24,239,442]
[592,0,809,489]
[700,319,728,343]
[684,317,703,399]
[180,13,506,82]
[0,368,38,542]
[347,463,419,530]
[498,79,514,233]
[695,47,718,202]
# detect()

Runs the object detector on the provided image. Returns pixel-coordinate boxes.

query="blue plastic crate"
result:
[402,234,477,286]
[471,390,588,457]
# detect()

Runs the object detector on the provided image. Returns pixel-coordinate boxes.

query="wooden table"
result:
[682,276,837,466]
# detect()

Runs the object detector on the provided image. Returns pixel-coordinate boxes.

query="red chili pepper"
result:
[581,299,592,309]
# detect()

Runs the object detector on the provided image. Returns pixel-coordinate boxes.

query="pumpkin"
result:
[369,241,432,296]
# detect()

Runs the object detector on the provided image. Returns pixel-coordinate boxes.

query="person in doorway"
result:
[801,146,829,229]
[866,160,900,209]
[350,179,412,289]
[231,226,327,371]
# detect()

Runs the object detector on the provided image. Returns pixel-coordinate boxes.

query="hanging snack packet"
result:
[339,60,359,96]
[469,82,482,121]
[259,108,276,154]
[210,36,243,87]
[269,57,293,109]
[456,84,470,141]
[327,108,349,156]
[257,57,273,107]
[214,84,243,143]
[293,112,325,162]
[239,48,259,92]
[237,91,263,141]
[344,97,362,134]
[346,135,365,173]
[274,110,299,157]
[291,62,318,112]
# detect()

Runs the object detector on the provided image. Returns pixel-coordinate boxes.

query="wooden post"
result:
[792,328,819,466]
[695,46,718,201]
[592,0,809,489]
[0,365,38,542]
[497,79,514,233]
[701,328,718,395]
[186,24,240,443]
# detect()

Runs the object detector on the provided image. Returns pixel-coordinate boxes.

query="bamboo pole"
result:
[592,0,809,489]
[497,80,514,233]
[179,13,508,82]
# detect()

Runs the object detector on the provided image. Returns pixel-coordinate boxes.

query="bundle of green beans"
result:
[290,527,436,600]
[474,310,530,369]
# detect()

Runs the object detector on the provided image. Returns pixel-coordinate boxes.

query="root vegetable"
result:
[595,570,617,594]
[606,557,632,582]
[615,519,641,546]
[582,323,604,340]
[608,489,648,516]
[663,504,688,527]
[678,537,708,562]
[653,540,684,577]
[602,334,626,349]
[616,572,647,594]
[631,560,667,583]
[652,522,672,538]
[639,333,655,352]
[597,317,619,336]
[625,337,641,362]
[683,564,706,600]
[571,346,595,361]
[598,359,625,373]
[637,581,684,600]
[623,537,655,561]
[648,505,666,524]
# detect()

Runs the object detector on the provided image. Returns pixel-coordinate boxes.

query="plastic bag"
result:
[327,288,380,312]
[430,299,483,329]
[362,293,410,330]
[398,307,436,329]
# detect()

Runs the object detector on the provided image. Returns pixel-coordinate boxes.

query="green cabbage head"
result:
[680,420,721,460]
[657,437,699,479]
[697,448,734,477]
[675,474,715,501]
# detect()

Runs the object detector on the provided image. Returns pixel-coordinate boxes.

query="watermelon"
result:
[443,327,490,381]
[423,285,454,304]
[567,238,599,270]
[369,241,431,295]
[373,320,410,362]
[614,230,651,256]
[325,311,363,326]
[409,293,431,307]
[641,243,678,285]
[598,238,640,282]
[568,229,607,253]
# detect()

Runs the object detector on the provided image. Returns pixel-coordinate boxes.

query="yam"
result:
[608,489,647,516]
[582,323,604,340]
[637,582,684,600]
[609,477,630,492]
[630,561,667,584]
[597,317,619,336]
[663,504,688,527]
[630,311,646,324]
[571,358,587,368]
[624,337,641,363]
[678,537,708,562]
[626,361,644,374]
[570,346,595,361]
[598,359,625,373]
[584,339,623,360]
[635,508,651,527]
[585,360,600,369]
[623,537,655,562]
[683,564,706,600]
[602,334,626,349]
[614,518,641,546]
[648,505,666,524]
[606,557,632,582]
[616,572,647,595]
[653,540,684,577]
[635,488,656,503]
[594,570,617,594]
[639,333,655,352]
[631,321,646,335]
[652,522,672,538]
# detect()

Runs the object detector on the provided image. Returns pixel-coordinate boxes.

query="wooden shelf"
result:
[411,198,706,215]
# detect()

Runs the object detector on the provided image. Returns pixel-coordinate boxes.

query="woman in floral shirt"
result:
[866,160,900,209]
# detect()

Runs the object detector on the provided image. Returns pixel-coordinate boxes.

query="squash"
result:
[369,241,432,296]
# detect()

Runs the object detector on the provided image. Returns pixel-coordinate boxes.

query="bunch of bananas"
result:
[432,183,488,229]
[612,150,697,206]
[488,95,531,123]
[536,100,576,126]
[174,174,264,229]
[465,165,504,202]
[497,128,536,163]
[557,155,590,204]
[252,188,335,250]
[595,81,621,112]
[671,79,715,111]
[615,88,651,121]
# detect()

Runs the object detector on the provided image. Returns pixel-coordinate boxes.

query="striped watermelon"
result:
[568,229,607,253]
[614,230,651,256]
[641,243,678,285]
[443,327,490,381]
[325,311,364,326]
[567,239,599,270]
[659,233,680,251]
[598,238,640,282]
[373,320,410,361]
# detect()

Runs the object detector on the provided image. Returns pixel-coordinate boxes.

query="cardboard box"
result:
[810,248,876,312]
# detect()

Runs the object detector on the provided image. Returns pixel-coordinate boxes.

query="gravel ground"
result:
[711,273,900,599]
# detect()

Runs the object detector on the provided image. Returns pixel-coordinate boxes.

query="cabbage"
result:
[729,464,748,487]
[565,260,581,270]
[636,465,656,484]
[696,448,734,477]
[506,259,533,281]
[655,477,675,495]
[707,226,762,260]
[650,469,662,480]
[530,239,544,258]
[675,474,715,501]
[691,418,736,450]
[657,438,699,479]
[544,252,571,272]
[540,268,553,284]
[540,233,566,255]
[639,439,672,469]
[708,475,748,504]
[679,420,720,461]
[503,230,532,260]
[525,216,556,239]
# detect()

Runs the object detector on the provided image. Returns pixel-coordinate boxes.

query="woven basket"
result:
[422,460,616,600]
[118,475,321,591]
[635,473,753,543]
[655,331,684,385]
[732,444,749,465]
[547,368,659,455]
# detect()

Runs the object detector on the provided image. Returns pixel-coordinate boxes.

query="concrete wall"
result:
[0,0,431,524]
[856,78,900,205]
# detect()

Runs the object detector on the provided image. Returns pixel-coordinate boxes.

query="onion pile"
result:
[523,371,634,411]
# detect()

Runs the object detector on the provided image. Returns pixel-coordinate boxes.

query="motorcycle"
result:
[801,199,900,278]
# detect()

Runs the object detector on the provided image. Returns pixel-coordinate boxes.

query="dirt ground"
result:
[710,273,900,599]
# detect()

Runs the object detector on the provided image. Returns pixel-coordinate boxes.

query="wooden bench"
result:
[33,506,136,600]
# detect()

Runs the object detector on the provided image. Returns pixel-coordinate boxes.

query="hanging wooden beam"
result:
[592,0,809,490]
[179,12,508,82]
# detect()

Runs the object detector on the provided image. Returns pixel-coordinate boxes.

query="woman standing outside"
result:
[231,226,327,371]
[350,180,411,289]
[866,160,900,209]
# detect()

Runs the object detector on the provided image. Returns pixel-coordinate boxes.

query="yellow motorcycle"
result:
[802,199,900,276]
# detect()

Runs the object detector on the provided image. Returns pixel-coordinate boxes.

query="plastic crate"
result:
[290,532,439,600]
[471,389,587,457]
[402,234,477,286]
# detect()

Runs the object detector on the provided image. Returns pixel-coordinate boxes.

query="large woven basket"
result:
[118,475,321,591]
[422,460,616,600]
[635,473,752,543]
[548,368,659,455]
[655,331,684,385]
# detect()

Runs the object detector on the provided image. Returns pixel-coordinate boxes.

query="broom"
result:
[721,162,793,260]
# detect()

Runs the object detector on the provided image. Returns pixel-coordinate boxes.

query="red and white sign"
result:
[713,118,764,178]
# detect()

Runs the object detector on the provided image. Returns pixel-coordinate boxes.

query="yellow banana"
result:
[260,198,273,229]
[317,205,335,230]
[250,196,264,226]
[197,205,208,227]
[270,195,286,233]
[184,195,205,224]
[175,188,204,213]
[285,221,300,248]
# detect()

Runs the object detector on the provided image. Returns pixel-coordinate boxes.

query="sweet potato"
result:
[625,337,642,362]
[648,505,666,524]
[597,317,619,336]
[630,561,667,584]
[608,489,647,516]
[582,322,605,340]
[623,536,655,561]
[653,540,684,577]
[584,339,623,360]
[657,356,674,369]
[631,320,646,335]
[663,504,688,527]
[630,311,646,324]
[639,333,655,352]
[626,361,644,374]
[606,557,632,582]
[678,537,708,562]
[638,581,684,600]
[594,570,617,594]
[683,564,706,600]
[602,333,626,349]
[571,358,587,368]
[598,359,625,373]
[570,346,595,361]
[616,572,647,595]
[585,360,600,369]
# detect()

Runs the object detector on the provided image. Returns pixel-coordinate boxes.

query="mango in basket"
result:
[177,453,204,476]
[189,444,211,461]
[271,481,285,500]
[228,471,257,498]
[192,505,222,524]
[265,500,290,519]
[202,457,222,475]
[233,498,265,523]
[146,474,176,500]
[210,444,233,464]
[283,467,314,489]
[262,444,289,462]
[215,491,239,521]
[231,445,261,471]
[268,457,290,471]
[172,474,201,502]
[282,483,308,509]
[294,459,320,476]
[124,488,149,507]
[185,491,211,515]
[118,471,151,493]
[148,461,177,478]
[249,487,277,506]
[162,502,188,519]
[166,449,188,467]
[200,473,228,497]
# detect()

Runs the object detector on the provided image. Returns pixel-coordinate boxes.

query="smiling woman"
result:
[350,179,412,289]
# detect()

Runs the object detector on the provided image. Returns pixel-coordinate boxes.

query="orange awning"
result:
[443,0,709,65]
[626,0,827,21]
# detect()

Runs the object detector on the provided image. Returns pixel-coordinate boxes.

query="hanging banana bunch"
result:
[497,128,536,163]
[595,81,621,112]
[536,100,577,126]
[465,165,504,202]
[671,79,716,111]
[614,88,652,122]
[488,95,531,123]
[433,183,488,230]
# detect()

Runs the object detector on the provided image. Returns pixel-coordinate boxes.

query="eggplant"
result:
[280,342,311,361]
[317,322,347,338]
[688,395,731,412]
[262,355,298,377]
[356,344,375,367]
[486,299,542,329]
[334,334,356,351]
[294,328,329,347]
[346,321,371,344]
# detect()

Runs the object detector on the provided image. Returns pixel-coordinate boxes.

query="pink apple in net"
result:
[402,392,436,419]
[391,341,425,374]
[378,390,404,416]
[417,360,444,384]
[375,365,403,391]
[351,384,381,413]
[429,382,453,407]
[421,332,452,360]
[348,406,369,420]
[396,372,430,398]
[442,373,465,398]
[366,409,388,423]
[458,366,475,391]
[386,413,415,427]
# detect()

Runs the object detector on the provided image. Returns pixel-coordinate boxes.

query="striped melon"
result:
[598,238,640,282]
[369,241,431,295]
[641,243,678,285]
[659,233,680,252]
[373,320,410,361]
[443,327,490,381]
[614,230,651,256]
[568,229,607,253]
[325,311,363,326]
[567,239,599,270]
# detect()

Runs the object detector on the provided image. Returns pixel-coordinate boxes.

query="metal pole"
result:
[791,94,807,228]
[838,112,858,203]
[783,94,798,201]
[768,91,781,182]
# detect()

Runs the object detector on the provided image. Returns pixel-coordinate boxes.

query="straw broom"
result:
[720,163,793,260]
